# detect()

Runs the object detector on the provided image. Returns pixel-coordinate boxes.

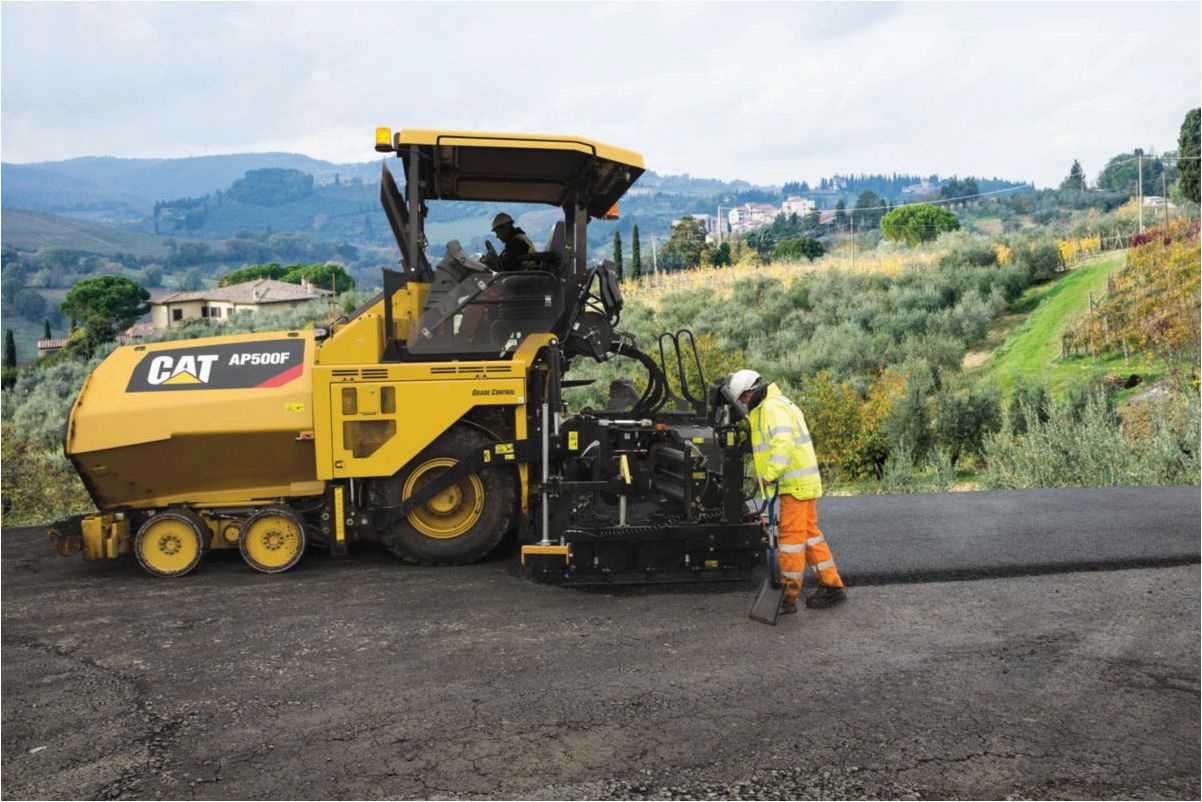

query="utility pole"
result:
[850,215,855,271]
[651,236,658,285]
[1161,170,1170,231]
[1137,155,1144,233]
[716,206,723,246]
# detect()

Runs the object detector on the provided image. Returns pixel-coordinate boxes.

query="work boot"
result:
[779,599,799,616]
[805,585,847,609]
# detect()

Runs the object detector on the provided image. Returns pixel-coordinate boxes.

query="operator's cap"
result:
[490,212,515,231]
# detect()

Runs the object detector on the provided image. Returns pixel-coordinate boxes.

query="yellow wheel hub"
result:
[403,458,484,539]
[138,518,201,575]
[241,514,303,571]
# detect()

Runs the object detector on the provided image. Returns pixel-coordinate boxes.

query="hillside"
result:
[1,208,172,258]
[0,164,150,222]
[3,153,378,210]
[1,151,760,260]
[967,251,1161,393]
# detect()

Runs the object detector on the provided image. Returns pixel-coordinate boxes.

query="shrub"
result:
[1012,240,1063,283]
[1006,383,1050,434]
[935,384,1001,465]
[772,236,825,262]
[1,422,94,525]
[884,379,933,464]
[981,387,1199,489]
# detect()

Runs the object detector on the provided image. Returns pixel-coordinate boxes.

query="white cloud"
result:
[2,1,1198,187]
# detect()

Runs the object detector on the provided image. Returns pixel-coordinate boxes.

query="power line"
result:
[761,184,1034,217]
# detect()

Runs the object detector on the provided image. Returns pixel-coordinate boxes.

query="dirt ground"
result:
[2,526,1198,800]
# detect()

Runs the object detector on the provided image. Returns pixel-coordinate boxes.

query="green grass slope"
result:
[1,208,171,258]
[973,250,1161,393]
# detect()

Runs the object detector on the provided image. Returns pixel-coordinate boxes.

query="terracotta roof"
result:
[152,278,332,306]
[123,323,155,338]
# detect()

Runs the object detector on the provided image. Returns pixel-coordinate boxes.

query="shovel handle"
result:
[757,479,780,532]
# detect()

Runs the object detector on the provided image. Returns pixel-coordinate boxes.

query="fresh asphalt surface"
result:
[821,485,1200,583]
[2,487,1199,800]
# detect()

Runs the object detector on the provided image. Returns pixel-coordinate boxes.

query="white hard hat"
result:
[726,369,762,398]
[491,212,515,231]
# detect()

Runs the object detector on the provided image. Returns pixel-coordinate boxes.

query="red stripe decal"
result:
[256,363,304,388]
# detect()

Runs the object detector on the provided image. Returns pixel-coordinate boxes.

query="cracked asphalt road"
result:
[3,505,1199,800]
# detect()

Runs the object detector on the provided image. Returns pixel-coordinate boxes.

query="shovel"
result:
[748,482,786,625]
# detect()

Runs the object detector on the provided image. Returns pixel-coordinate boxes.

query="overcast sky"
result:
[2,2,1198,187]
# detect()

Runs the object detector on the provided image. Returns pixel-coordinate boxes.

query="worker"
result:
[727,369,846,614]
[489,212,535,271]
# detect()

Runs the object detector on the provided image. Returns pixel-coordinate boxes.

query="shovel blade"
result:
[748,577,786,625]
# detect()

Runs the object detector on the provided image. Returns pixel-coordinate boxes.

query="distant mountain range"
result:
[1,153,380,222]
[1,151,1030,263]
[1,152,771,260]
[2,153,752,221]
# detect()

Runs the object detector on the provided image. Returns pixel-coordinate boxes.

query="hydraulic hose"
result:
[613,344,669,418]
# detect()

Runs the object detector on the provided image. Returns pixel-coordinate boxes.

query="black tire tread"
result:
[379,425,515,566]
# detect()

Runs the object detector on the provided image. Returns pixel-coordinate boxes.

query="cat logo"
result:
[126,338,307,393]
[147,354,219,385]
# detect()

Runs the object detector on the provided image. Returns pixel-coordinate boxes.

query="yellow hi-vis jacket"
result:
[749,383,823,501]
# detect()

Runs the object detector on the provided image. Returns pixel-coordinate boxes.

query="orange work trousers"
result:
[777,495,843,604]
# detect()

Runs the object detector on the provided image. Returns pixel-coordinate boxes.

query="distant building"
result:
[902,178,939,195]
[36,338,69,359]
[150,278,331,330]
[36,322,156,360]
[781,196,817,218]
[705,214,731,243]
[727,202,779,233]
[1141,196,1175,208]
[316,174,340,187]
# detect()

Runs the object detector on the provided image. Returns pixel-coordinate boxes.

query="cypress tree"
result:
[631,226,642,278]
[43,318,52,339]
[1060,160,1087,191]
[612,229,624,279]
[1177,108,1200,202]
[3,329,16,369]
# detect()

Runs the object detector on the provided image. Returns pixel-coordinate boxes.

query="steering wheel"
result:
[484,240,500,270]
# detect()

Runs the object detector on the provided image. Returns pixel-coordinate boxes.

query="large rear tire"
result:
[379,425,515,565]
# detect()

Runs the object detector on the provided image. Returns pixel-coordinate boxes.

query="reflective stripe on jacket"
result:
[749,383,822,501]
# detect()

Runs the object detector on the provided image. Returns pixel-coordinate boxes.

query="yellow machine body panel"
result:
[315,283,429,365]
[322,377,524,479]
[309,337,558,481]
[65,331,321,509]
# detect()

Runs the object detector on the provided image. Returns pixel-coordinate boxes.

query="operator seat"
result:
[515,221,566,271]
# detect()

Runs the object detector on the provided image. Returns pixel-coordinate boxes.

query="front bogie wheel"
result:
[379,425,515,565]
[134,509,210,578]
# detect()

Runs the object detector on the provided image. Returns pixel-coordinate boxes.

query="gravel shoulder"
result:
[2,525,1199,800]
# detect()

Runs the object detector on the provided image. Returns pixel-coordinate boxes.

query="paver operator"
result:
[489,212,536,271]
[727,369,847,614]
